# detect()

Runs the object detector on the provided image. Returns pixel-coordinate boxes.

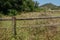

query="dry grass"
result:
[0,11,60,40]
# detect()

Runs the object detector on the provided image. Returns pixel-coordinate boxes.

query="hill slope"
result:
[40,3,60,10]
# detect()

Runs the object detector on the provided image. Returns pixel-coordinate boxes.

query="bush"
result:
[8,9,17,16]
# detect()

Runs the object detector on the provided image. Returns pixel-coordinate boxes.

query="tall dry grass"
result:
[0,11,60,40]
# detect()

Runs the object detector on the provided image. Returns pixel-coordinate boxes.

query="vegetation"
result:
[0,0,40,15]
[40,3,60,10]
[0,0,60,40]
[0,12,60,40]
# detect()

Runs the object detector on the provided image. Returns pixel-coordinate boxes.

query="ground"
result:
[0,11,60,40]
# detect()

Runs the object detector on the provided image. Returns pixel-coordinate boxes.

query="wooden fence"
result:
[0,16,60,40]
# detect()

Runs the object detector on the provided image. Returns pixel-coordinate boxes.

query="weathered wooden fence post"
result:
[12,16,17,39]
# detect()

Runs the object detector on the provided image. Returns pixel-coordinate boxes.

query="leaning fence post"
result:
[12,16,17,39]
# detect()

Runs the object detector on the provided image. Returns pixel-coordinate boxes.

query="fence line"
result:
[0,16,60,40]
[0,16,60,21]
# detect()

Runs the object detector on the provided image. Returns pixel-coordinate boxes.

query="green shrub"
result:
[8,9,17,16]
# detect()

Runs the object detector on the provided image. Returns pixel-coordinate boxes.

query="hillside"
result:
[40,3,60,10]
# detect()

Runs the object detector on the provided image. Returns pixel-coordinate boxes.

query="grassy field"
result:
[0,11,60,40]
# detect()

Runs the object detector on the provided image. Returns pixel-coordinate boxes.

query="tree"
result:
[0,0,39,15]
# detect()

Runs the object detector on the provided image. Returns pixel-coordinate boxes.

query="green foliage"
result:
[0,0,40,15]
[0,12,3,17]
[8,9,17,16]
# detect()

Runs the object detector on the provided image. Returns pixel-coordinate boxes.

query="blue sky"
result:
[34,0,60,6]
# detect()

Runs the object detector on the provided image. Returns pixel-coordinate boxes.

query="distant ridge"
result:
[40,3,60,10]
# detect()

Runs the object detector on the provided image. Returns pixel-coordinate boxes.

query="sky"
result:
[34,0,60,6]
